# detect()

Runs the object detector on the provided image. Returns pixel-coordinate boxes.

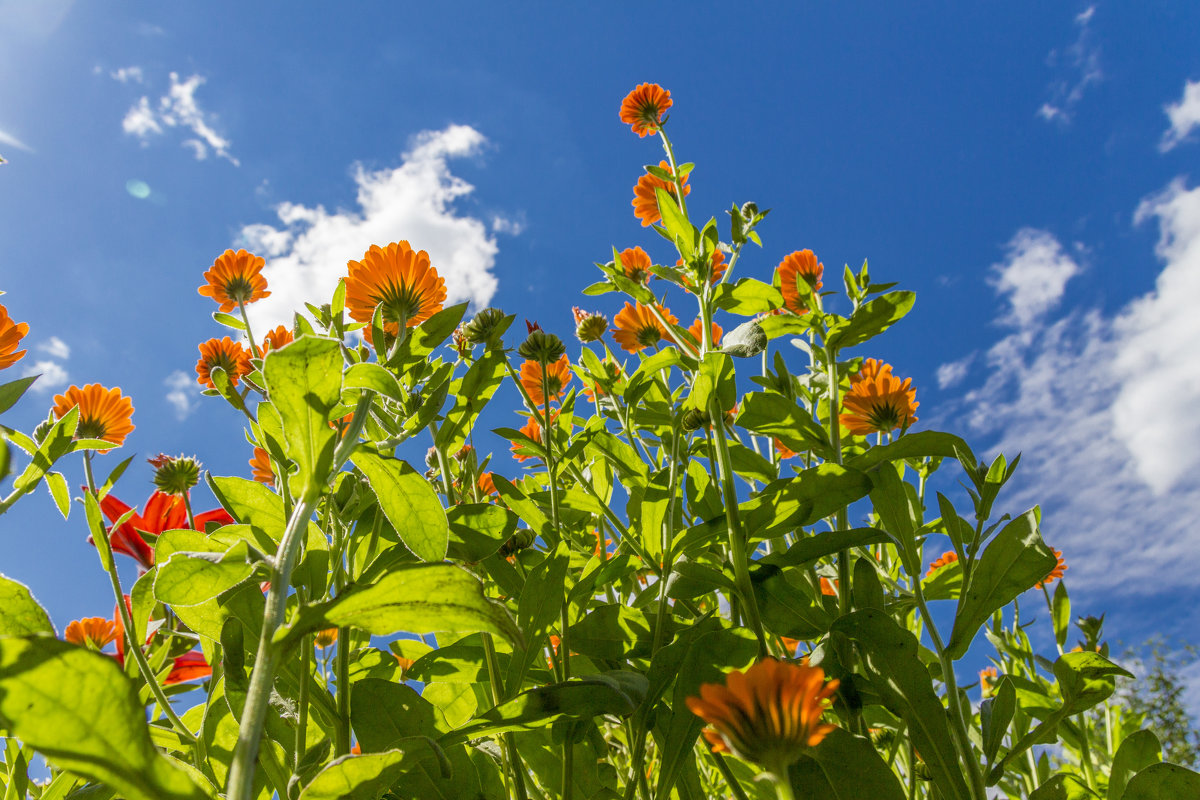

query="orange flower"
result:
[632,161,691,227]
[64,617,117,649]
[344,241,447,346]
[0,303,29,370]
[249,447,274,485]
[478,472,498,497]
[839,360,919,437]
[511,415,545,463]
[314,628,338,649]
[260,325,294,354]
[51,384,135,448]
[394,655,415,675]
[926,551,959,578]
[195,337,253,389]
[612,301,678,353]
[780,637,801,655]
[678,250,728,291]
[519,354,573,406]
[197,249,270,312]
[618,246,653,284]
[619,83,672,137]
[682,318,722,352]
[979,666,999,699]
[592,529,614,557]
[164,651,211,684]
[1037,550,1067,589]
[774,439,797,460]
[686,659,839,769]
[820,577,838,597]
[776,250,824,314]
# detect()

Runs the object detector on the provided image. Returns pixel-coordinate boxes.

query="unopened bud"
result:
[463,308,507,346]
[572,307,608,343]
[680,408,711,433]
[149,453,202,496]
[518,330,566,363]
[740,201,759,220]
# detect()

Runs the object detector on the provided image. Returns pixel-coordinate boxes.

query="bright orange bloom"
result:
[618,246,653,284]
[195,337,252,390]
[926,551,959,578]
[260,324,294,354]
[65,617,117,649]
[1037,550,1067,589]
[776,250,824,314]
[198,249,270,312]
[0,304,29,370]
[687,659,840,768]
[592,529,614,557]
[820,577,838,597]
[99,490,233,570]
[619,83,672,137]
[249,447,274,485]
[478,472,498,497]
[979,666,999,699]
[164,651,211,684]
[314,628,338,649]
[839,360,919,437]
[774,439,797,460]
[344,241,447,346]
[395,655,415,675]
[512,416,545,463]
[678,250,728,292]
[519,354,573,406]
[780,637,801,655]
[612,301,678,353]
[632,161,691,227]
[51,384,135,448]
[683,318,722,352]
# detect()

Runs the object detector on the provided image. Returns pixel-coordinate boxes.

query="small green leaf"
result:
[1120,762,1200,799]
[0,376,37,414]
[154,542,261,607]
[1029,774,1101,799]
[1052,581,1071,651]
[212,311,247,331]
[12,406,77,492]
[446,503,519,562]
[712,278,783,315]
[343,363,405,403]
[457,673,647,739]
[263,336,342,497]
[44,471,70,520]
[436,350,506,453]
[846,430,976,472]
[1054,651,1133,714]
[352,450,448,562]
[759,529,890,569]
[0,574,55,636]
[982,676,1015,765]
[654,186,695,254]
[736,391,830,457]
[788,728,906,800]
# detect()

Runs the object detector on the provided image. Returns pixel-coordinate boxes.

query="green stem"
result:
[238,300,263,361]
[334,626,351,756]
[294,636,310,771]
[657,129,689,220]
[709,752,751,800]
[483,634,529,800]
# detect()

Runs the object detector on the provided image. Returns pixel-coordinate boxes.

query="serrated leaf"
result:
[0,574,55,636]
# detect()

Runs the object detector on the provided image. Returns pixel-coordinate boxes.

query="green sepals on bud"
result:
[463,308,507,346]
[572,307,608,343]
[680,408,711,433]
[148,453,202,496]
[32,411,56,445]
[518,329,566,363]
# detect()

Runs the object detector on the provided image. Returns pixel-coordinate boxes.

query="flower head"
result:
[0,303,29,370]
[839,360,919,437]
[511,411,559,463]
[612,302,678,353]
[776,250,824,314]
[478,472,498,498]
[979,666,999,699]
[632,161,691,227]
[249,447,275,485]
[99,490,234,570]
[260,325,294,354]
[344,241,447,346]
[196,337,252,389]
[148,453,202,496]
[926,551,959,578]
[198,249,271,312]
[678,250,728,292]
[314,628,338,649]
[774,439,797,460]
[572,307,608,343]
[682,318,723,353]
[618,246,653,284]
[65,617,117,649]
[164,651,211,685]
[1037,549,1067,588]
[686,659,839,769]
[519,354,573,407]
[51,384,135,448]
[820,577,839,597]
[619,83,672,137]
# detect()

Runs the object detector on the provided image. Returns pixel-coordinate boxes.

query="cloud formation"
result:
[988,228,1082,328]
[1038,6,1102,124]
[121,72,237,164]
[1160,79,1200,153]
[0,128,33,154]
[36,337,70,360]
[21,360,68,393]
[164,370,198,420]
[239,125,501,332]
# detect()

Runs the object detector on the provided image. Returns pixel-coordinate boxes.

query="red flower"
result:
[99,491,234,570]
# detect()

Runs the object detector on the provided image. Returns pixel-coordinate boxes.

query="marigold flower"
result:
[249,447,275,485]
[196,337,252,390]
[979,666,999,699]
[820,577,838,597]
[395,655,415,675]
[632,161,691,227]
[774,439,797,460]
[519,354,573,407]
[511,416,545,463]
[99,490,234,570]
[0,303,29,370]
[620,83,672,137]
[612,302,678,353]
[164,651,211,684]
[1037,550,1067,588]
[260,324,294,354]
[678,250,728,292]
[683,318,723,352]
[776,250,824,314]
[780,637,801,656]
[618,246,653,284]
[926,551,959,578]
[65,617,117,649]
[198,249,271,312]
[51,384,135,448]
[478,472,498,497]
[344,241,447,346]
[839,360,919,437]
[686,659,840,769]
[314,628,338,649]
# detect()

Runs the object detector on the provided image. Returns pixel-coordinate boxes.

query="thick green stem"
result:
[294,636,310,771]
[334,626,351,756]
[709,752,751,800]
[483,633,529,800]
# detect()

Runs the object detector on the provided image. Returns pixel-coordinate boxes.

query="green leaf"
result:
[1120,763,1200,799]
[44,470,70,520]
[435,350,506,453]
[446,503,519,563]
[567,603,661,661]
[759,528,889,569]
[654,186,695,254]
[1052,581,1071,651]
[0,376,37,414]
[506,544,569,693]
[457,672,647,739]
[1108,730,1162,800]
[12,406,77,493]
[351,679,443,750]
[263,336,342,497]
[212,311,247,331]
[0,574,55,636]
[736,391,830,457]
[0,636,210,800]
[154,542,261,607]
[298,749,422,800]
[846,430,976,472]
[712,279,784,315]
[343,362,405,403]
[1029,774,1101,799]
[753,565,833,639]
[788,728,906,800]
[982,676,1016,765]
[946,509,1058,659]
[352,450,448,562]
[1054,651,1133,714]
[827,290,915,350]
[390,303,468,367]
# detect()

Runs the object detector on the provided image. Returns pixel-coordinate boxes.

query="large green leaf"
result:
[153,541,261,607]
[1054,651,1134,715]
[342,362,405,403]
[846,430,976,471]
[435,350,506,453]
[299,749,424,800]
[712,278,783,315]
[455,672,647,740]
[1108,730,1162,800]
[0,375,38,414]
[263,336,342,497]
[351,680,443,750]
[446,503,519,563]
[788,728,906,800]
[352,450,448,562]
[758,528,889,569]
[0,636,210,800]
[0,574,54,636]
[1120,763,1200,799]
[1029,774,1101,799]
[736,391,830,457]
[827,290,915,349]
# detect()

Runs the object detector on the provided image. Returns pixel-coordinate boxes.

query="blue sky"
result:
[2,2,1199,697]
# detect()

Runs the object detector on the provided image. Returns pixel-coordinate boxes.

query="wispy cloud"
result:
[110,66,144,84]
[936,354,974,390]
[0,128,34,154]
[121,72,237,165]
[240,125,503,332]
[164,370,198,420]
[1160,79,1200,153]
[36,337,70,360]
[1038,6,1102,124]
[21,360,68,393]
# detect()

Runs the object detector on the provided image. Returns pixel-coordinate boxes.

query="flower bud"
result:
[450,322,474,360]
[572,307,608,343]
[740,201,759,220]
[518,330,566,363]
[680,408,711,433]
[149,453,202,496]
[463,308,507,346]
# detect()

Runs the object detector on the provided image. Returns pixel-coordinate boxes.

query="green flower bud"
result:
[518,330,566,363]
[149,453,202,496]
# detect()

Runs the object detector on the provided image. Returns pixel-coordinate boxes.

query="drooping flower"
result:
[572,307,608,343]
[678,250,728,292]
[776,250,824,314]
[64,617,117,649]
[618,246,653,284]
[0,303,29,370]
[619,83,672,137]
[1037,550,1067,589]
[197,249,271,312]
[249,447,275,485]
[926,551,959,578]
[344,241,447,346]
[195,337,253,389]
[99,490,235,570]
[612,302,678,353]
[51,384,135,448]
[260,325,294,354]
[686,659,840,769]
[632,161,691,227]
[519,354,573,406]
[979,666,999,699]
[839,360,919,437]
[164,651,212,684]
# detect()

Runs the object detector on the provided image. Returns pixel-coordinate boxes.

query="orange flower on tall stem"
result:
[519,354,573,406]
[686,659,839,771]
[839,360,919,437]
[632,161,691,227]
[197,249,271,312]
[776,250,824,314]
[1037,550,1067,588]
[511,412,558,463]
[249,447,275,485]
[344,241,447,346]
[612,302,678,353]
[65,617,118,649]
[260,325,294,354]
[51,384,134,448]
[678,250,727,292]
[478,472,498,497]
[618,246,653,284]
[619,83,672,137]
[926,551,959,577]
[682,318,722,352]
[196,337,253,389]
[0,303,29,370]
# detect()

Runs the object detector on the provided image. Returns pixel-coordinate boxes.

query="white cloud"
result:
[122,97,162,138]
[110,66,144,84]
[491,215,526,236]
[0,128,33,154]
[1038,6,1102,124]
[936,354,973,389]
[240,125,502,332]
[1160,79,1200,153]
[36,337,70,359]
[121,72,237,165]
[988,228,1082,328]
[164,370,198,420]
[21,360,68,393]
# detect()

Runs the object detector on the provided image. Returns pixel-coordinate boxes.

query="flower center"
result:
[635,323,663,348]
[867,399,906,431]
[223,275,255,303]
[376,280,425,326]
[76,414,108,440]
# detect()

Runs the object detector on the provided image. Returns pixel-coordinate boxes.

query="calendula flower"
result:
[592,529,614,557]
[65,617,117,649]
[678,250,728,292]
[776,250,824,314]
[820,577,838,597]
[686,659,840,771]
[260,325,294,354]
[164,651,211,685]
[839,360,919,437]
[511,415,545,463]
[314,628,338,649]
[395,654,414,676]
[683,318,723,352]
[1037,550,1067,588]
[51,384,135,448]
[632,161,691,227]
[612,301,678,353]
[619,83,672,137]
[519,354,573,406]
[0,303,29,370]
[195,337,252,389]
[148,453,202,496]
[979,666,999,699]
[344,241,447,346]
[198,249,271,312]
[99,490,234,570]
[780,637,801,656]
[618,246,653,284]
[478,472,498,497]
[249,447,274,485]
[774,439,797,460]
[926,551,959,578]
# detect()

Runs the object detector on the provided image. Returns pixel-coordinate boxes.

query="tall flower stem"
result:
[238,300,262,361]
